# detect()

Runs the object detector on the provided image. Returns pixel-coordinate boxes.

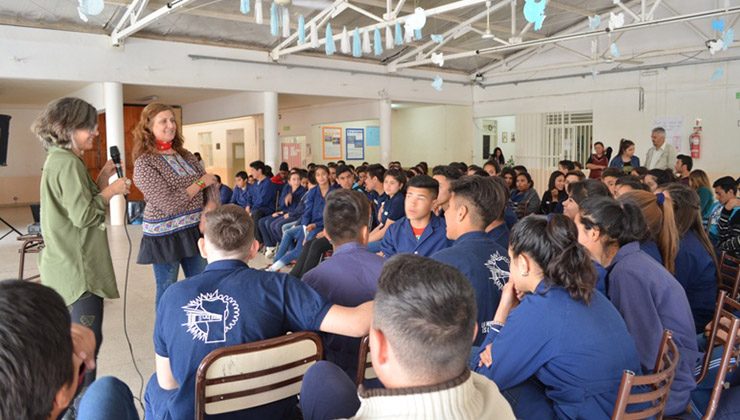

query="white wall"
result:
[0,106,46,205]
[392,105,474,166]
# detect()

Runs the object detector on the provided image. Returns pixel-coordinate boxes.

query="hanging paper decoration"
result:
[414,29,422,40]
[310,22,319,48]
[431,75,443,92]
[362,29,372,54]
[588,15,601,30]
[298,15,306,45]
[523,0,547,31]
[404,24,414,43]
[373,28,383,56]
[711,67,724,81]
[395,22,403,46]
[708,39,724,55]
[608,12,624,31]
[341,26,350,54]
[326,24,336,55]
[240,0,250,14]
[723,28,734,50]
[431,52,444,67]
[270,3,279,36]
[405,7,427,31]
[609,43,620,58]
[352,28,362,57]
[255,0,263,25]
[78,0,104,15]
[282,7,290,38]
[431,34,443,43]
[712,18,725,32]
[385,27,394,50]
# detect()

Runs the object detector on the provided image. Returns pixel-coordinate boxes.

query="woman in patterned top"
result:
[133,103,218,306]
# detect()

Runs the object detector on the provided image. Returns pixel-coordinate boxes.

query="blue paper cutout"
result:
[588,15,601,30]
[270,2,278,36]
[79,0,104,15]
[394,22,403,45]
[240,0,250,14]
[712,18,725,32]
[298,15,305,45]
[711,67,724,81]
[352,28,362,57]
[523,0,547,31]
[414,28,422,40]
[431,34,443,43]
[431,76,443,91]
[723,28,734,50]
[610,43,620,58]
[326,24,336,55]
[374,28,383,56]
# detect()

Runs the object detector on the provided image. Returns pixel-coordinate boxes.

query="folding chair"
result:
[194,331,322,420]
[17,233,43,281]
[611,330,680,420]
[354,335,377,386]
[718,252,740,300]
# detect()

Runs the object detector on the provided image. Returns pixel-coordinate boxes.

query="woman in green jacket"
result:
[32,97,129,387]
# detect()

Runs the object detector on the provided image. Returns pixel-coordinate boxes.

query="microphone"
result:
[110,146,124,178]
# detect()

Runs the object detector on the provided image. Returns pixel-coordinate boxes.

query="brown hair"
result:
[618,190,679,273]
[132,103,187,159]
[31,97,98,151]
[688,169,711,190]
[204,205,254,253]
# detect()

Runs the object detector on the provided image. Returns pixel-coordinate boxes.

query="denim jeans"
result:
[152,255,207,307]
[76,377,139,420]
[274,225,305,264]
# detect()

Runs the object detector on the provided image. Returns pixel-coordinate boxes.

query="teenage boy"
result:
[145,205,373,420]
[431,165,463,216]
[299,255,516,420]
[230,171,249,207]
[381,175,449,258]
[260,170,307,257]
[303,189,384,380]
[432,176,510,346]
[586,142,608,179]
[245,160,278,244]
[364,164,387,226]
[674,154,692,185]
[601,167,622,197]
[711,176,740,258]
[558,160,575,174]
[353,165,368,192]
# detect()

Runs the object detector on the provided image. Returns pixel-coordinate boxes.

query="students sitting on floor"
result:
[575,196,700,416]
[473,215,642,420]
[260,169,307,257]
[485,176,512,250]
[145,205,372,420]
[431,176,510,346]
[303,189,384,381]
[299,255,516,420]
[0,280,138,420]
[381,175,450,258]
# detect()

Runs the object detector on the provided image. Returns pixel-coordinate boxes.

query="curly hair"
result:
[132,103,186,159]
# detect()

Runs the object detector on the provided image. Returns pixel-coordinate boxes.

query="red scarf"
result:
[155,140,172,151]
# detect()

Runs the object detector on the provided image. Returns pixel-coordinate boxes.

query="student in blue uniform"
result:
[618,190,678,271]
[485,176,512,250]
[229,171,249,208]
[473,215,642,420]
[431,164,463,217]
[367,168,406,252]
[363,164,386,227]
[662,183,718,333]
[303,189,384,380]
[259,170,307,256]
[432,176,510,347]
[245,160,278,245]
[144,205,372,420]
[381,175,450,258]
[213,175,233,205]
[575,196,700,416]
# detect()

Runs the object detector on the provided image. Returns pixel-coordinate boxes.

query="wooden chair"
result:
[17,234,43,281]
[694,291,740,419]
[355,335,377,386]
[611,330,680,420]
[194,331,322,420]
[718,252,740,300]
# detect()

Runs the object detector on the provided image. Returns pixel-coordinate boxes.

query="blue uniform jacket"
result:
[675,230,718,333]
[246,178,278,213]
[432,231,510,346]
[381,214,450,258]
[487,223,510,250]
[474,281,642,420]
[301,184,339,230]
[218,184,233,205]
[378,192,405,225]
[230,185,249,207]
[605,241,700,415]
[278,185,307,213]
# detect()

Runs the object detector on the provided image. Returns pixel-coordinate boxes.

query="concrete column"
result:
[263,91,279,170]
[103,82,126,226]
[379,99,392,166]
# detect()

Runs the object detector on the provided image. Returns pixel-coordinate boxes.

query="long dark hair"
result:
[510,215,596,303]
[662,183,718,272]
[492,147,505,164]
[617,139,635,159]
[578,196,649,247]
[547,171,565,191]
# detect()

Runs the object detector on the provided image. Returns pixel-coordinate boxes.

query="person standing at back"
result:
[645,127,677,170]
[586,141,609,179]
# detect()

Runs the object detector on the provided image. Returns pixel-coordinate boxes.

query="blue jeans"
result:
[76,376,139,420]
[274,225,306,264]
[366,240,382,253]
[152,255,207,307]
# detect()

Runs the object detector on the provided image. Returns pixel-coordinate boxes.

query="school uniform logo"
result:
[485,251,510,291]
[182,290,240,344]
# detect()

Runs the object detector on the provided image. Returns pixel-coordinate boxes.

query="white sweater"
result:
[350,370,515,420]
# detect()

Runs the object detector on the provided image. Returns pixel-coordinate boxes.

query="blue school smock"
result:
[245,177,278,213]
[605,241,701,415]
[230,185,249,207]
[277,185,307,213]
[218,184,233,205]
[381,214,450,258]
[487,223,510,250]
[379,192,405,225]
[301,185,339,230]
[594,261,607,294]
[431,231,510,346]
[674,230,718,333]
[473,281,642,419]
[150,259,332,420]
[640,240,663,265]
[504,206,518,229]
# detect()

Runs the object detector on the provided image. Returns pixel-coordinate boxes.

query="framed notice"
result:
[322,126,342,160]
[345,128,365,160]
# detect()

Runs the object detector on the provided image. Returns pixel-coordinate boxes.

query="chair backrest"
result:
[696,291,740,419]
[355,335,377,386]
[718,252,740,300]
[611,330,680,420]
[195,332,323,420]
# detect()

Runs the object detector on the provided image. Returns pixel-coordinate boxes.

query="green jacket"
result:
[39,147,119,305]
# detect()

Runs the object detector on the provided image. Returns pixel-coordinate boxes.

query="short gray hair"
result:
[31,97,97,150]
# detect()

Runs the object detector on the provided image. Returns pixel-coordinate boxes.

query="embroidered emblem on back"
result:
[485,251,510,291]
[182,290,240,343]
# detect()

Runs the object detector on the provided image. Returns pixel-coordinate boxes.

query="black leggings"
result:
[69,292,104,389]
[289,237,332,278]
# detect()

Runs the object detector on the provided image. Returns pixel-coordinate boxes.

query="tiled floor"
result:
[0,205,271,416]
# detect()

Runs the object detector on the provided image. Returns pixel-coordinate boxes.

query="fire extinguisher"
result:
[690,119,702,159]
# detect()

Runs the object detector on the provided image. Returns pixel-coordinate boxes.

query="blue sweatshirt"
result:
[277,185,307,213]
[246,178,278,214]
[674,230,718,333]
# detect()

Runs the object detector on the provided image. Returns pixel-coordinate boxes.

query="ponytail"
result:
[579,196,648,246]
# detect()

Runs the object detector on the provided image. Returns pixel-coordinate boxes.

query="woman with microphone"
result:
[32,97,130,389]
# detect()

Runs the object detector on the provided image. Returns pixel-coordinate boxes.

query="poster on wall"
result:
[322,126,342,160]
[366,126,380,146]
[653,116,684,152]
[281,142,302,169]
[345,128,365,160]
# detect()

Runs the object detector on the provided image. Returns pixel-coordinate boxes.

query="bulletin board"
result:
[345,128,365,160]
[322,126,342,160]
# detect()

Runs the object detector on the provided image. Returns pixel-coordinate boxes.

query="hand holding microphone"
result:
[100,146,131,201]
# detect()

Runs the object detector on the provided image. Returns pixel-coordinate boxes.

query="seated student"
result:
[260,169,307,257]
[432,164,463,216]
[688,169,716,228]
[575,196,700,416]
[381,175,449,258]
[509,172,540,218]
[289,165,356,277]
[363,164,386,223]
[642,168,674,192]
[539,170,567,215]
[300,255,516,420]
[558,159,575,174]
[710,176,740,257]
[618,190,678,267]
[245,160,278,245]
[564,169,586,188]
[213,175,233,205]
[229,170,249,208]
[563,179,611,220]
[353,165,367,192]
[268,169,314,249]
[675,154,692,185]
[500,167,516,191]
[485,176,512,250]
[600,167,622,197]
[473,215,642,420]
[0,280,138,420]
[614,175,649,197]
[303,189,384,380]
[661,183,718,333]
[512,165,528,176]
[483,159,500,176]
[145,205,372,420]
[366,168,406,252]
[431,176,510,346]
